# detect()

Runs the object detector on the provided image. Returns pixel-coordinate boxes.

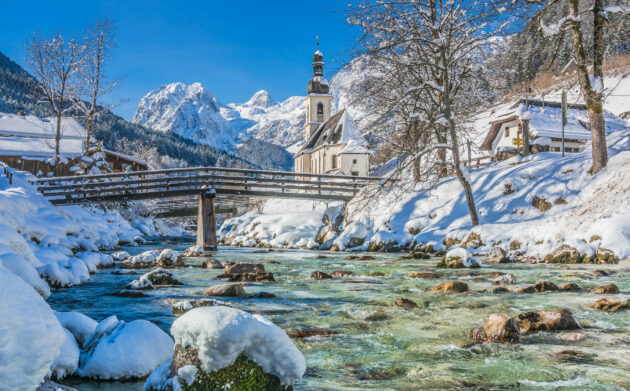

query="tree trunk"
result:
[566,0,607,174]
[449,125,479,227]
[85,110,94,153]
[55,111,62,163]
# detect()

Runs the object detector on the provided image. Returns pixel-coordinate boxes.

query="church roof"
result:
[296,109,369,156]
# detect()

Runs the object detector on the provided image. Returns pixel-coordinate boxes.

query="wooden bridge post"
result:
[196,185,217,251]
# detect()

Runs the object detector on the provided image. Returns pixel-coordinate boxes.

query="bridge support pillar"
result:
[196,186,217,251]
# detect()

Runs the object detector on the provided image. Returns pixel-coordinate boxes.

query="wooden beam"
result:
[196,186,217,250]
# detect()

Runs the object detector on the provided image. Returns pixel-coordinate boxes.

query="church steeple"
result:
[307,38,329,94]
[304,38,333,142]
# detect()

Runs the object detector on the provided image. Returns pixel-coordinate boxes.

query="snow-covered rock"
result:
[0,265,65,391]
[78,316,174,380]
[127,268,182,290]
[0,250,50,297]
[54,311,98,346]
[50,329,80,379]
[157,307,305,387]
[111,251,131,261]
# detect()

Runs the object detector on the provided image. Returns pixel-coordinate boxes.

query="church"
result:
[293,47,370,177]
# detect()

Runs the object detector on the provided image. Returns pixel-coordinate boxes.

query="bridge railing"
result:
[34,166,381,205]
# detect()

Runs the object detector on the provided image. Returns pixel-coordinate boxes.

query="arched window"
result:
[331,154,338,169]
[317,103,324,122]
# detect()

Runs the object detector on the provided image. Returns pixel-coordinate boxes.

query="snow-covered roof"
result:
[0,113,86,157]
[480,100,626,150]
[295,109,369,156]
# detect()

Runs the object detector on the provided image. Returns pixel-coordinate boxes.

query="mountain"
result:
[132,82,245,153]
[0,51,252,170]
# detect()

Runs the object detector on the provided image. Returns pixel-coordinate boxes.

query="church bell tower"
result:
[304,40,333,142]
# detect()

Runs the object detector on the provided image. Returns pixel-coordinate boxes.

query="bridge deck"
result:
[34,166,380,205]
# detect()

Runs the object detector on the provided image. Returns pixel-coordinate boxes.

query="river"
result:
[48,237,630,390]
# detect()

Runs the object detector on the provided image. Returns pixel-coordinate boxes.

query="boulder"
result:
[515,285,536,294]
[558,283,581,291]
[438,248,481,268]
[225,262,265,275]
[471,313,520,343]
[142,268,182,286]
[430,281,469,293]
[400,251,430,259]
[169,298,231,315]
[549,350,594,364]
[533,280,558,292]
[200,259,224,269]
[330,270,353,278]
[359,255,375,261]
[595,248,619,264]
[287,328,339,339]
[155,249,183,268]
[591,269,610,277]
[590,284,619,294]
[346,255,359,260]
[517,309,580,333]
[544,245,583,263]
[590,297,630,312]
[409,272,440,279]
[489,287,510,293]
[181,245,205,257]
[311,271,332,279]
[108,289,148,298]
[203,283,245,297]
[391,297,419,310]
[491,274,516,285]
[78,316,174,379]
[111,251,131,261]
[226,271,276,283]
[462,232,483,249]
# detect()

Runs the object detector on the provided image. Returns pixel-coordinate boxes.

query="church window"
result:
[332,155,338,169]
[504,127,510,138]
[351,171,359,176]
[352,159,357,164]
[317,103,324,122]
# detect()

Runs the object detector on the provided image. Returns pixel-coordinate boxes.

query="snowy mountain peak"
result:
[246,90,275,108]
[132,82,238,152]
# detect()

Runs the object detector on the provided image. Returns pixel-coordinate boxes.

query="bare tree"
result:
[25,32,82,163]
[76,18,120,153]
[348,0,509,226]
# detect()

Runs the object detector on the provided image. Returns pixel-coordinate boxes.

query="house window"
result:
[331,155,338,169]
[351,171,359,176]
[352,159,357,164]
[317,103,324,122]
[504,127,510,138]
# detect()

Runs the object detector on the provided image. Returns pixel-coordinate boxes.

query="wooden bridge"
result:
[34,166,380,250]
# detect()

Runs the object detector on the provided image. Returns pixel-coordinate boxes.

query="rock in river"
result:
[430,281,469,293]
[391,297,419,310]
[471,313,520,343]
[491,274,516,285]
[287,328,339,339]
[590,284,619,294]
[590,297,629,312]
[558,283,581,291]
[225,262,265,275]
[203,283,245,297]
[311,271,332,279]
[533,280,558,292]
[517,309,580,333]
[409,272,440,279]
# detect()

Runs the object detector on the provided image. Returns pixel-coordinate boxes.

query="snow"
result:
[339,110,369,154]
[445,248,482,267]
[177,365,198,385]
[333,126,630,257]
[126,249,161,266]
[54,311,98,346]
[0,265,65,391]
[219,198,334,249]
[0,249,50,297]
[170,307,306,386]
[0,113,86,158]
[143,359,173,391]
[79,316,174,380]
[157,248,180,263]
[111,250,131,261]
[50,328,80,379]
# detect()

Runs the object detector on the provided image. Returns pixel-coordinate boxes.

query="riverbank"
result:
[219,128,630,264]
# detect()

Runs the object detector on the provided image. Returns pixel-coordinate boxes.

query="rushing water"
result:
[48,238,630,390]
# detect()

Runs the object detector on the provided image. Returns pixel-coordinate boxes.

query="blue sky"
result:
[0,0,358,120]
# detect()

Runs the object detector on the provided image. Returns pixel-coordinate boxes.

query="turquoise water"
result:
[49,239,630,390]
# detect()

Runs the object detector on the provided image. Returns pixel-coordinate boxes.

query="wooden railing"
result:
[33,166,381,205]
